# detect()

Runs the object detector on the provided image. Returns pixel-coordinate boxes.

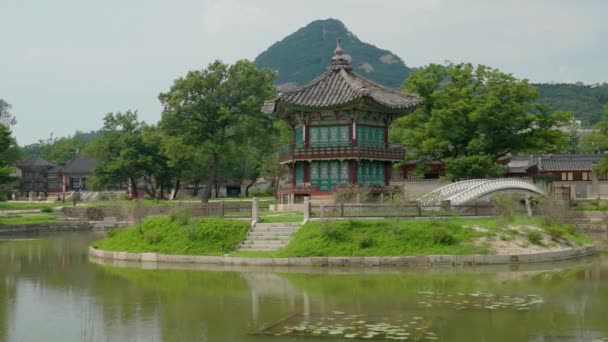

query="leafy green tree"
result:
[444,155,504,181]
[20,131,98,165]
[396,63,571,180]
[0,99,16,127]
[88,111,169,198]
[0,100,18,193]
[159,60,275,202]
[579,106,608,153]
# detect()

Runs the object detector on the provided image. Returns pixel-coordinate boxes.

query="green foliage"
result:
[19,131,98,165]
[527,230,543,245]
[254,19,411,89]
[432,227,455,245]
[535,83,608,126]
[397,63,570,179]
[443,155,504,181]
[39,206,53,213]
[0,214,58,225]
[87,111,171,196]
[0,105,19,187]
[159,60,276,201]
[92,216,250,255]
[168,206,191,226]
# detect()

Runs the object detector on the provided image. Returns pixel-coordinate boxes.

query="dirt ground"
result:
[473,225,574,255]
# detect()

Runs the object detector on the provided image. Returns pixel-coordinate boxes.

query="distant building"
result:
[61,152,97,191]
[505,154,607,199]
[16,155,61,196]
[15,152,97,197]
[262,39,421,204]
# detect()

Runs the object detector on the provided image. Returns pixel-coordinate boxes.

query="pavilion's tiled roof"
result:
[16,155,56,168]
[62,152,96,174]
[506,154,605,173]
[262,39,422,113]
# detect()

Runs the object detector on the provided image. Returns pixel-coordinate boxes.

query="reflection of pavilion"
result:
[241,272,311,322]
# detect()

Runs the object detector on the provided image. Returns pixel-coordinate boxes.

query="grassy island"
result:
[92,214,592,258]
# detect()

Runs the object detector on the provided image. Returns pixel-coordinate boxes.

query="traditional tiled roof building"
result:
[62,152,97,191]
[263,39,421,204]
[16,155,61,195]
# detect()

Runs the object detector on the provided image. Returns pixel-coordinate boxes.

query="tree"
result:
[159,60,275,202]
[579,106,608,153]
[396,63,571,180]
[0,99,16,127]
[0,100,18,191]
[586,106,608,176]
[87,111,169,198]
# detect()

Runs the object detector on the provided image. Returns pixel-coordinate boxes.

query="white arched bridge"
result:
[417,178,544,206]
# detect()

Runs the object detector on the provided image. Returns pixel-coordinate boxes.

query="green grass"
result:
[92,215,250,255]
[572,199,608,211]
[0,201,65,211]
[235,218,492,258]
[259,210,303,223]
[233,216,593,258]
[0,214,59,225]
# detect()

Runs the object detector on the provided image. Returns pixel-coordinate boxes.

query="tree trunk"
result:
[244,179,256,197]
[171,178,180,200]
[192,181,199,197]
[202,154,219,203]
[214,182,221,198]
[130,178,138,198]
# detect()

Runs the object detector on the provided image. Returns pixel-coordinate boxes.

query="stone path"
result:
[237,222,301,252]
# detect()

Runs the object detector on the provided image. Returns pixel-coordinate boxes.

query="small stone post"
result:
[525,196,533,217]
[303,196,310,222]
[252,197,259,222]
[319,204,324,220]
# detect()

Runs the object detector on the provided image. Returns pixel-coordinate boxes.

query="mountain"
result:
[254,18,412,89]
[535,82,608,126]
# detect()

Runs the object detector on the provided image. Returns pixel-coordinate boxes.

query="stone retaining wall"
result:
[0,221,130,234]
[89,245,596,267]
[0,222,93,234]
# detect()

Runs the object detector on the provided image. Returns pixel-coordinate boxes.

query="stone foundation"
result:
[89,245,596,267]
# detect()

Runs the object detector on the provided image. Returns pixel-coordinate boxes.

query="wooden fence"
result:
[310,203,497,218]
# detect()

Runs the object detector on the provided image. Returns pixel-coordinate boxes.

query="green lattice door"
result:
[310,161,349,190]
[357,161,385,185]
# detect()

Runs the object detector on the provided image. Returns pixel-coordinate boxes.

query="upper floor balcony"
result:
[277,143,404,164]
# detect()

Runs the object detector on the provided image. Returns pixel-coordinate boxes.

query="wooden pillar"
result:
[351,120,357,147]
[291,164,296,187]
[304,124,310,148]
[384,125,389,148]
[384,162,391,186]
[349,160,358,184]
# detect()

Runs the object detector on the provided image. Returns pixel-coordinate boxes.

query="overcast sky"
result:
[1,0,607,145]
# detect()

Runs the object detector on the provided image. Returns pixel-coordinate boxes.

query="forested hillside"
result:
[535,83,608,126]
[254,18,412,89]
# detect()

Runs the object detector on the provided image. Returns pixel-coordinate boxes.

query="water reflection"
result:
[0,232,607,341]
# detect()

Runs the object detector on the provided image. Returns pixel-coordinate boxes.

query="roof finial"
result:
[329,37,350,71]
[334,38,343,56]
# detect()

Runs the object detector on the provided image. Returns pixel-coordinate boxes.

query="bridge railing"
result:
[446,178,544,206]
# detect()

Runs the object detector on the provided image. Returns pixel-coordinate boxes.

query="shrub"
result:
[545,226,565,239]
[433,227,455,245]
[249,187,274,197]
[106,228,119,238]
[358,236,374,249]
[169,207,191,226]
[527,230,543,245]
[40,206,53,213]
[143,230,162,244]
[320,221,344,241]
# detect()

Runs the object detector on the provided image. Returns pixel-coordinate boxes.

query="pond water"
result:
[0,231,607,342]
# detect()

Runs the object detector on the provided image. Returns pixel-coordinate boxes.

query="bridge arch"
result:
[417,178,544,206]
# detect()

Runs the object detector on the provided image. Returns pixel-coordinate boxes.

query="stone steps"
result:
[237,222,302,252]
